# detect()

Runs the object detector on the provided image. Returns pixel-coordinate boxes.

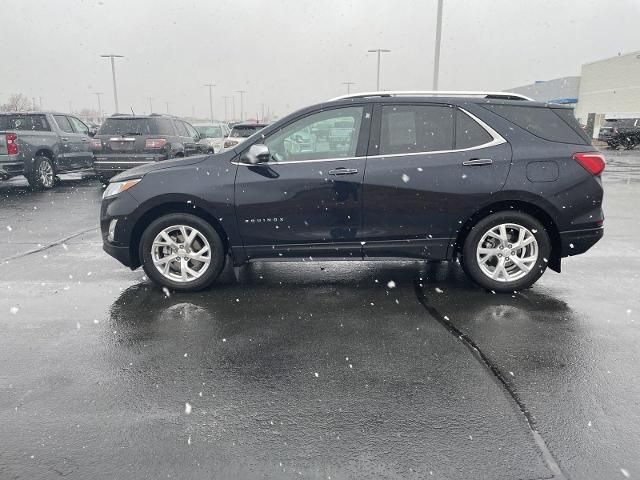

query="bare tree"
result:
[0,93,34,112]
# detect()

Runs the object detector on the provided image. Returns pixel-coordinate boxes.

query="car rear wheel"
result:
[462,212,551,292]
[27,156,55,190]
[140,213,225,292]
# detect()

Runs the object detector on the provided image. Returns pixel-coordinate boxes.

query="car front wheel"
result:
[462,212,551,292]
[140,213,225,292]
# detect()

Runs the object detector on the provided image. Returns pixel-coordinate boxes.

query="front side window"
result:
[183,122,198,138]
[54,115,74,134]
[69,116,89,135]
[380,105,454,155]
[264,106,364,162]
[195,125,223,138]
[174,120,189,137]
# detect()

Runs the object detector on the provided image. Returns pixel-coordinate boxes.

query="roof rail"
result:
[330,90,534,101]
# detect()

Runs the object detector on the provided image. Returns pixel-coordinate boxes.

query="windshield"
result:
[230,125,263,137]
[194,125,223,138]
[98,118,173,135]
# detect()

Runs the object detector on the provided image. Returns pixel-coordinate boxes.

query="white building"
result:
[575,50,640,131]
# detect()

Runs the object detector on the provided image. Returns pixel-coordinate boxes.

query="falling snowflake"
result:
[6,225,12,231]
[435,287,443,293]
[10,306,19,315]
[387,280,396,289]
[185,403,192,414]
[620,468,630,478]
[187,435,192,445]
[162,287,171,298]
[314,372,319,378]
[401,174,410,183]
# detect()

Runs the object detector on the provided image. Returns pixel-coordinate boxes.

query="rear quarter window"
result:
[482,104,589,145]
[0,114,51,131]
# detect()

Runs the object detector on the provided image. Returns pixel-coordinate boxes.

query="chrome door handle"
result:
[328,168,358,175]
[463,158,493,166]
[61,137,69,142]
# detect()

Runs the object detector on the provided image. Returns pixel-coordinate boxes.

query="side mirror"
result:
[240,144,270,164]
[89,127,97,137]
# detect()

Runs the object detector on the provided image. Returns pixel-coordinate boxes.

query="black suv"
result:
[598,117,640,149]
[100,91,604,293]
[92,114,207,178]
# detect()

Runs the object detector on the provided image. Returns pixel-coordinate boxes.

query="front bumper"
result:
[560,226,604,256]
[100,190,140,268]
[93,153,166,173]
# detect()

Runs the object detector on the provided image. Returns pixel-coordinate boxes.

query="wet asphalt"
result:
[0,150,639,480]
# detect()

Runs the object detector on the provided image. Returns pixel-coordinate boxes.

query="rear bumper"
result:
[0,157,24,179]
[560,226,604,256]
[93,153,166,173]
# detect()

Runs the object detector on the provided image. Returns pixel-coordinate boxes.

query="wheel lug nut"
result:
[498,253,502,257]
[506,257,510,261]
[507,244,512,248]
[511,251,515,256]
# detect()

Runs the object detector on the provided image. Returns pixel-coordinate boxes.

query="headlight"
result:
[103,179,141,199]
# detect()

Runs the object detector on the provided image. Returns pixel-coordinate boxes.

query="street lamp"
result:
[433,0,444,90]
[147,97,153,114]
[204,84,216,123]
[94,92,103,121]
[100,54,124,113]
[236,90,246,122]
[342,81,356,94]
[367,49,391,91]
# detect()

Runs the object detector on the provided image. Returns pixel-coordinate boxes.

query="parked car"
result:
[598,117,640,149]
[223,122,268,150]
[193,122,229,153]
[0,112,94,189]
[91,114,208,179]
[100,91,604,293]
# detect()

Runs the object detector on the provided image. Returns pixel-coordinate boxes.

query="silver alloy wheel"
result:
[39,160,54,188]
[151,225,212,283]
[476,223,539,282]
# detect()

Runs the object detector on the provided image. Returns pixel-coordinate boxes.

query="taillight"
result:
[224,139,238,148]
[573,152,605,176]
[6,133,18,155]
[145,138,167,149]
[90,138,102,151]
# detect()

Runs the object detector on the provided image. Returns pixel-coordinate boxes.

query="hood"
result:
[111,155,210,182]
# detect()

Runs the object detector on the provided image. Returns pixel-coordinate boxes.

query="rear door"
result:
[234,105,372,258]
[361,103,512,259]
[182,121,202,155]
[173,120,194,155]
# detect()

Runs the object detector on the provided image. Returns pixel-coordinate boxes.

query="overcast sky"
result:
[2,0,639,120]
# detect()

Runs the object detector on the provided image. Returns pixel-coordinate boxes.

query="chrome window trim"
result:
[233,107,505,166]
[368,107,506,160]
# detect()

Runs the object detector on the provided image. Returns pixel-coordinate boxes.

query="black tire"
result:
[140,213,225,292]
[462,211,551,293]
[27,156,55,190]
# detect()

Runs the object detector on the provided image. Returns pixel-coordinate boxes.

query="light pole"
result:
[100,54,124,113]
[236,90,246,122]
[433,0,444,90]
[223,96,230,122]
[367,49,391,91]
[204,84,215,123]
[165,101,170,114]
[94,92,103,121]
[232,96,236,121]
[147,96,153,114]
[342,81,355,94]
[68,101,72,113]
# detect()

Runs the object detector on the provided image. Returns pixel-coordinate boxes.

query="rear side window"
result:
[98,118,174,136]
[455,110,493,149]
[54,115,74,134]
[380,105,454,155]
[0,114,50,131]
[483,104,588,144]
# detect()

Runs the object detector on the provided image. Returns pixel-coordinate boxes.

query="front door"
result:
[235,105,372,259]
[68,116,94,168]
[361,103,512,259]
[52,115,78,171]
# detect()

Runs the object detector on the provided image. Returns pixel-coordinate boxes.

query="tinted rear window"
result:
[0,114,51,131]
[380,105,454,154]
[230,126,263,138]
[483,104,588,144]
[455,110,493,149]
[98,118,174,136]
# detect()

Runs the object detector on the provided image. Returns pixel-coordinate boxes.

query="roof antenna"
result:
[130,107,135,115]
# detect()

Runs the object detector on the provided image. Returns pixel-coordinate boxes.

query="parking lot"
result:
[0,149,638,479]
